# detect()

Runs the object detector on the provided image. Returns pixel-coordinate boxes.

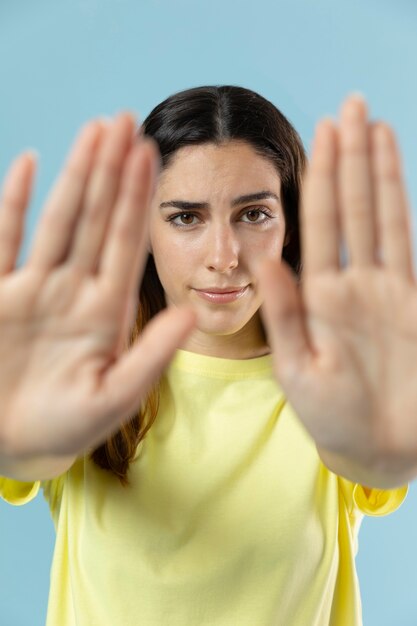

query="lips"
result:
[194,286,248,294]
[192,285,249,304]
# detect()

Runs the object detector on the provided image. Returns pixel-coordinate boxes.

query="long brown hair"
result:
[90,85,306,486]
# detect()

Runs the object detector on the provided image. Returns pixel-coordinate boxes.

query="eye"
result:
[240,208,273,224]
[167,212,200,227]
[166,207,275,228]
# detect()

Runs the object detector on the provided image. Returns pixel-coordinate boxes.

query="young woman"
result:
[0,85,414,626]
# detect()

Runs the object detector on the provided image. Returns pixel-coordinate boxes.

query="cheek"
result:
[151,224,203,265]
[151,235,197,295]
[245,229,285,263]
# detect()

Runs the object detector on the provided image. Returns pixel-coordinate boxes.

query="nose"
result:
[204,223,239,272]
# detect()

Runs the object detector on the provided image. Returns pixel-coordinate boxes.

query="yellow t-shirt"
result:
[0,349,408,625]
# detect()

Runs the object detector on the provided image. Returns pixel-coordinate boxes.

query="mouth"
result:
[192,285,249,304]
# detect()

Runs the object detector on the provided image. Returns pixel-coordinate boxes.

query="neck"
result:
[181,314,270,360]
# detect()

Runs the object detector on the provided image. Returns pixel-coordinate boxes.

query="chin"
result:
[194,316,253,337]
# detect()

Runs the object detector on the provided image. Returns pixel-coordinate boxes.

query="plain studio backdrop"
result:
[1,0,417,624]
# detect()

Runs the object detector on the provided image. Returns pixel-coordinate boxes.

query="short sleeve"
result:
[338,475,409,518]
[352,482,409,516]
[0,477,41,506]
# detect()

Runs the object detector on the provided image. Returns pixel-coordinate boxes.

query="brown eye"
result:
[168,212,199,227]
[180,213,195,225]
[246,210,260,222]
[241,208,273,224]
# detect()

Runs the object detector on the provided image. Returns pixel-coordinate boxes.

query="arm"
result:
[0,452,77,482]
[316,445,411,491]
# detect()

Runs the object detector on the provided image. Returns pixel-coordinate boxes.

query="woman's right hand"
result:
[0,114,196,465]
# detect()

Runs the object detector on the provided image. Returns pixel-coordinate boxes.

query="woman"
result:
[0,85,414,625]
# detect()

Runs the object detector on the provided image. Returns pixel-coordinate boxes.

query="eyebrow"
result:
[159,191,280,211]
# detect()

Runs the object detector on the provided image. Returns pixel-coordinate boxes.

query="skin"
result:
[0,116,197,471]
[1,95,417,490]
[149,140,286,359]
[259,97,417,487]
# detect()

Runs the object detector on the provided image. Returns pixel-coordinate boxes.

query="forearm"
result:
[316,446,412,490]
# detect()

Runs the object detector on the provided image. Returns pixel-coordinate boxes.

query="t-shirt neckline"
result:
[170,348,274,378]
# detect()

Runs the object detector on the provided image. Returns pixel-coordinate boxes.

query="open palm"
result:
[0,115,195,469]
[259,96,417,476]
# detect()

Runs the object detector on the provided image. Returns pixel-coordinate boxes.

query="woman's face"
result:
[149,140,286,355]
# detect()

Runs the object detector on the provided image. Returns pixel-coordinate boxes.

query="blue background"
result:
[1,0,417,624]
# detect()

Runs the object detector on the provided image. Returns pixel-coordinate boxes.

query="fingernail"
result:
[319,116,335,124]
[349,91,366,102]
[374,123,390,147]
[98,116,112,127]
[342,96,367,120]
[25,149,39,160]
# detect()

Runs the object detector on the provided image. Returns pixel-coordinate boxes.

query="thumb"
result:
[257,258,312,384]
[87,306,196,449]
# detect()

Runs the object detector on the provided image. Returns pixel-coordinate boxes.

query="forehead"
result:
[157,140,281,196]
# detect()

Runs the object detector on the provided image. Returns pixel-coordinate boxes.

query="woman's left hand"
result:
[258,94,417,478]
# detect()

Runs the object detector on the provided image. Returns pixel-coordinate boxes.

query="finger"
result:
[68,112,137,273]
[257,258,312,384]
[87,306,196,449]
[28,120,105,269]
[114,292,139,358]
[0,152,37,274]
[338,95,376,267]
[302,119,340,275]
[99,138,159,298]
[371,122,414,279]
